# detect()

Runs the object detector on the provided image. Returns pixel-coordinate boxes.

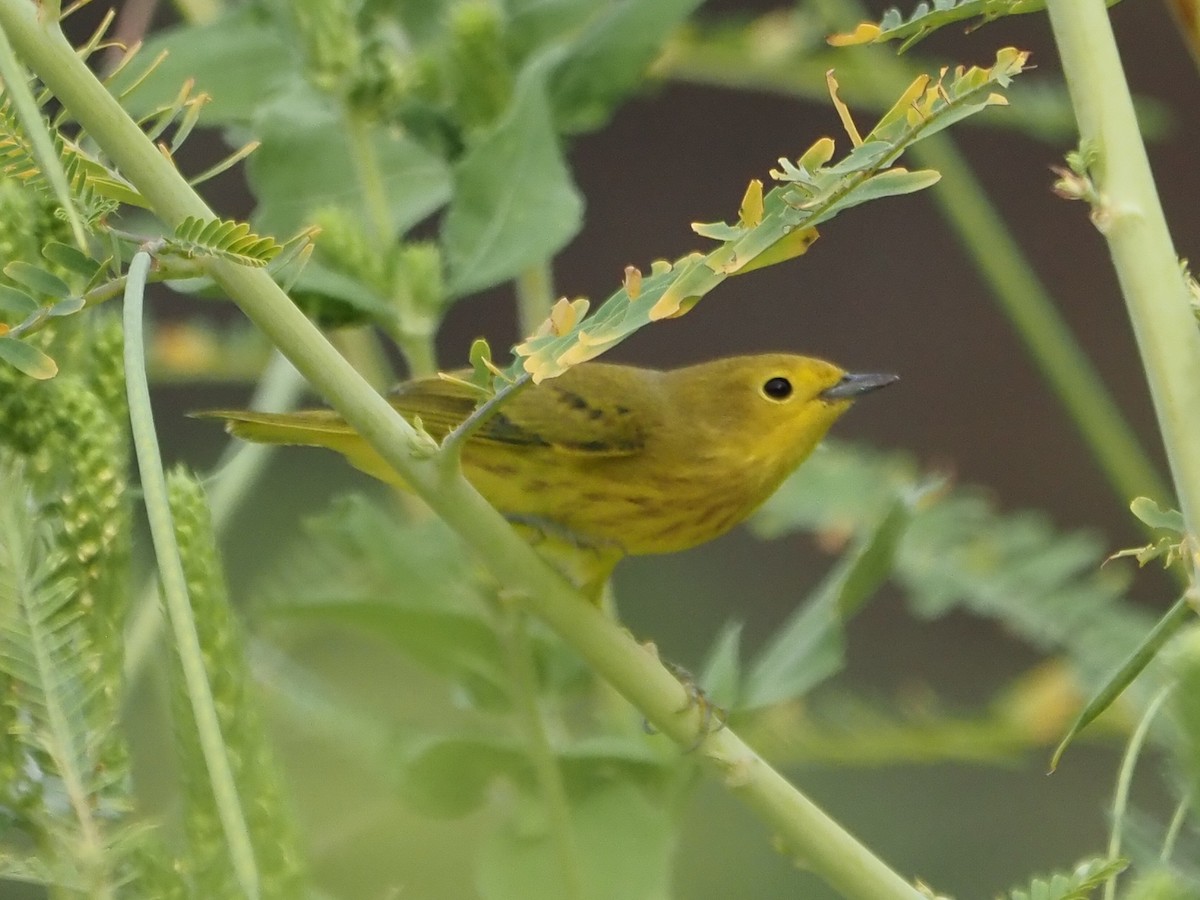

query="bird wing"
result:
[390,369,647,457]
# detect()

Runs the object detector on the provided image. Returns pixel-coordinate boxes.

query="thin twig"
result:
[439,373,532,460]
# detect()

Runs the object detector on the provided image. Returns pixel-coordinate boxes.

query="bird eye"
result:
[762,376,793,400]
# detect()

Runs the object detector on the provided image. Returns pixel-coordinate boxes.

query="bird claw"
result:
[643,660,728,752]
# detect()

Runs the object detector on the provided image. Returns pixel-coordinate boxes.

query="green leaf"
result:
[399,735,525,818]
[822,167,941,214]
[0,337,57,379]
[247,84,452,241]
[4,262,70,299]
[699,620,742,710]
[112,7,297,123]
[548,0,706,133]
[0,285,38,319]
[443,50,584,297]
[1050,596,1193,771]
[1130,496,1186,533]
[46,297,85,318]
[554,736,667,793]
[478,783,674,900]
[261,496,536,707]
[284,259,397,329]
[741,497,909,710]
[41,242,101,278]
[268,601,511,708]
[1003,856,1127,900]
[169,216,281,267]
[0,459,130,884]
[397,733,666,820]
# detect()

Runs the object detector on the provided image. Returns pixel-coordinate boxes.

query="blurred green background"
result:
[56,0,1200,896]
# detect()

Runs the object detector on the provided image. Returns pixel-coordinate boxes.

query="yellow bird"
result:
[203,354,895,593]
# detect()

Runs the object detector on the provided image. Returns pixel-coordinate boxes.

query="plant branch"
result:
[439,373,532,460]
[1047,0,1200,550]
[123,349,307,687]
[123,250,260,900]
[0,5,924,896]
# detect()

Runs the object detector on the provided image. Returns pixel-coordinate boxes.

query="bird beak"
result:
[820,372,899,401]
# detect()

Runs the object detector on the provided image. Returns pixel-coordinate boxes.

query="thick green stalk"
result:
[124,252,260,900]
[123,350,306,685]
[0,5,924,896]
[1046,1,1200,550]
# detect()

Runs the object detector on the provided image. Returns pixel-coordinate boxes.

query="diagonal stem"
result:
[0,5,926,896]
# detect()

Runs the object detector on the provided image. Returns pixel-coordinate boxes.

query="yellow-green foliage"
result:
[0,319,130,775]
[166,468,307,899]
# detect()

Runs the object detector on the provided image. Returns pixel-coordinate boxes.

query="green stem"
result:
[124,349,306,686]
[123,251,260,900]
[440,374,531,458]
[501,603,587,900]
[516,261,555,337]
[330,326,395,390]
[1102,683,1170,900]
[1160,793,1190,864]
[384,320,438,379]
[344,111,393,245]
[0,7,923,896]
[1046,0,1200,548]
[344,111,440,376]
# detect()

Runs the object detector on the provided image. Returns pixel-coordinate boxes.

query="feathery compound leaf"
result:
[753,442,1156,688]
[168,216,282,267]
[829,0,1123,52]
[0,103,128,221]
[511,48,1028,383]
[1003,857,1127,900]
[0,456,130,893]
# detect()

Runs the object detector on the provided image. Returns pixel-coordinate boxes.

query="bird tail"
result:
[193,409,403,485]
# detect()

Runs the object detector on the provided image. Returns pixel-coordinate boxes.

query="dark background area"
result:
[60,0,1200,896]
